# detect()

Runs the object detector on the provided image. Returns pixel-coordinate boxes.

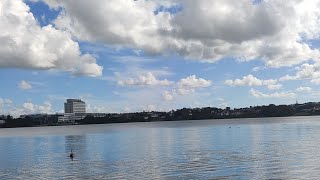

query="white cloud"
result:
[252,66,263,72]
[117,72,173,86]
[267,84,282,90]
[296,86,312,92]
[279,63,320,84]
[162,75,212,101]
[0,0,102,77]
[34,0,320,68]
[51,0,171,53]
[23,102,36,112]
[279,75,297,81]
[225,74,281,90]
[21,102,53,114]
[0,98,13,105]
[176,88,195,96]
[0,99,53,117]
[18,80,32,90]
[175,75,211,96]
[0,99,4,110]
[85,88,171,113]
[5,99,13,104]
[225,74,263,86]
[144,104,157,112]
[38,102,53,113]
[216,97,229,108]
[86,104,110,113]
[249,89,296,99]
[311,79,320,84]
[115,73,211,102]
[162,91,174,101]
[177,75,212,89]
[262,79,277,86]
[0,98,13,115]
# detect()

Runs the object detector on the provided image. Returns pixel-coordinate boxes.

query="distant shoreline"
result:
[1,101,320,128]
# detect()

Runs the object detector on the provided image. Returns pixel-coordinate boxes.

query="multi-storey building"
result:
[64,99,86,113]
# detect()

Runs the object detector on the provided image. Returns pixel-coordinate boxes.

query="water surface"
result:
[1,116,320,179]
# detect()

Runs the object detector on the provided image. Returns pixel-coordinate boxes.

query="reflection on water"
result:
[1,116,320,179]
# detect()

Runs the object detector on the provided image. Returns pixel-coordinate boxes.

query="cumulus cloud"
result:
[162,75,211,101]
[18,80,32,90]
[216,98,229,108]
[117,72,173,86]
[0,0,103,77]
[7,101,52,116]
[252,66,268,72]
[32,0,320,67]
[225,74,281,90]
[0,98,13,113]
[296,86,312,92]
[116,73,211,101]
[225,74,263,86]
[279,63,320,84]
[177,75,212,89]
[266,84,283,90]
[144,104,157,112]
[249,89,296,99]
[0,98,13,104]
[162,91,174,101]
[171,75,211,96]
[176,88,195,96]
[279,75,297,81]
[0,98,53,117]
[51,0,171,53]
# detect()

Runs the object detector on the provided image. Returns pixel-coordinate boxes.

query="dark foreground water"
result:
[1,116,320,179]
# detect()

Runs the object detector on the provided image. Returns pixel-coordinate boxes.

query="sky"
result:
[1,0,320,117]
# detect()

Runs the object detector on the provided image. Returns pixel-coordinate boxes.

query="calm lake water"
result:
[1,116,320,179]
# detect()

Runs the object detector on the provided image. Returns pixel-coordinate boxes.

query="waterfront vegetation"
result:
[2,102,320,128]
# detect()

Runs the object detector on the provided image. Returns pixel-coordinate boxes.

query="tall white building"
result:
[64,99,86,113]
[57,99,87,124]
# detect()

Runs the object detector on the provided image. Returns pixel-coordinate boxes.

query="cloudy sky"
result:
[1,0,320,116]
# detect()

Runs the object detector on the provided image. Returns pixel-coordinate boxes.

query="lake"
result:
[1,116,320,179]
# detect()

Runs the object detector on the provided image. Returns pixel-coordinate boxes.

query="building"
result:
[75,113,106,119]
[62,99,87,122]
[64,99,86,113]
[57,113,75,124]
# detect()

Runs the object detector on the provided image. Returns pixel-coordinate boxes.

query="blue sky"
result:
[1,0,320,116]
